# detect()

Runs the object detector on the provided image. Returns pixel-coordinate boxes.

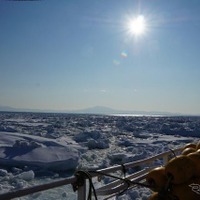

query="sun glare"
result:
[127,15,146,36]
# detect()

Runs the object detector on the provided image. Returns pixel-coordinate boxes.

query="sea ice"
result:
[0,112,199,199]
[15,170,35,181]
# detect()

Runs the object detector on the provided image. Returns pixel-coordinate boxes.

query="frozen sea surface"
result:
[0,112,199,199]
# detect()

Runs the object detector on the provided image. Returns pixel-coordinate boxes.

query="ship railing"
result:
[0,147,183,200]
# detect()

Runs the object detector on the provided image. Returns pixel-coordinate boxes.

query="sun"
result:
[127,15,146,36]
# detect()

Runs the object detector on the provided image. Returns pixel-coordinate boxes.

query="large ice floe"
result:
[0,132,83,171]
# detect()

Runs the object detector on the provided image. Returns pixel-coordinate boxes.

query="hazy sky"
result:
[1,0,200,114]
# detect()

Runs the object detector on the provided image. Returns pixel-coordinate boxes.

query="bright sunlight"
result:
[127,15,146,36]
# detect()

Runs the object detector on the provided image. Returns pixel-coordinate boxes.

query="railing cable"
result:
[89,170,152,189]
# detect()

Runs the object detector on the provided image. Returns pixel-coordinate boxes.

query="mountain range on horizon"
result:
[0,105,185,116]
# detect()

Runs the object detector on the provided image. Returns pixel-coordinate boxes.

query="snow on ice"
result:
[0,132,81,171]
[0,112,199,199]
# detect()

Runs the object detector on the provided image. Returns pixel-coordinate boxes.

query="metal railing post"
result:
[77,178,86,200]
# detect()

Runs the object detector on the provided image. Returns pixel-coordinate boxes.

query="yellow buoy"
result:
[196,141,200,150]
[188,152,200,177]
[182,147,196,155]
[165,155,196,184]
[146,166,168,192]
[148,192,158,200]
[183,143,196,150]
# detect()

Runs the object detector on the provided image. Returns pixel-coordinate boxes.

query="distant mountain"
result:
[70,106,178,116]
[73,106,116,114]
[0,105,180,116]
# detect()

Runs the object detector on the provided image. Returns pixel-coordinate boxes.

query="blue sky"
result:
[1,0,200,114]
